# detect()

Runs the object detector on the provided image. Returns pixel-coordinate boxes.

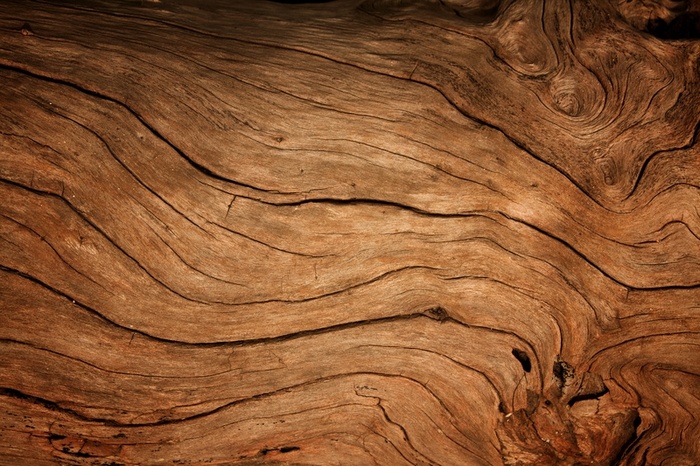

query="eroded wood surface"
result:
[0,0,698,464]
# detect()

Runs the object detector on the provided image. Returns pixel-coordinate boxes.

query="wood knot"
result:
[497,369,640,465]
[19,22,34,36]
[598,157,619,186]
[549,74,596,118]
[553,91,581,116]
[592,148,619,186]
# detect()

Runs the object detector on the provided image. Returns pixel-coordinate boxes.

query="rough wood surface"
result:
[1,0,699,464]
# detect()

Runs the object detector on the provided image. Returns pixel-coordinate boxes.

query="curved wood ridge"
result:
[1,0,698,464]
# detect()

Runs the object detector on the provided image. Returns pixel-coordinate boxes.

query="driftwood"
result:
[1,0,699,464]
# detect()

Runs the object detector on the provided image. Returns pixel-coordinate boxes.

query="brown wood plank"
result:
[1,0,698,464]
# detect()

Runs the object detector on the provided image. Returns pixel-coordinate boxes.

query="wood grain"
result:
[1,0,698,464]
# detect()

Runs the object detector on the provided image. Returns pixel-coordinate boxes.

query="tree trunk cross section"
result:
[0,0,698,464]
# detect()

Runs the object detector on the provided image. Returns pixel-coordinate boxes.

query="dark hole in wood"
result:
[425,306,448,321]
[553,360,574,388]
[280,446,300,453]
[511,348,531,373]
[261,446,300,455]
[567,384,609,407]
[61,447,91,458]
[647,13,700,39]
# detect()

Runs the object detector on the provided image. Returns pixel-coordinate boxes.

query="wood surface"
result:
[1,0,699,464]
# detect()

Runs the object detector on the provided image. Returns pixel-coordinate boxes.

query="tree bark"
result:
[1,0,699,464]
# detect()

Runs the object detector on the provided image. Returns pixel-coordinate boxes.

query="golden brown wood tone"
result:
[1,0,699,464]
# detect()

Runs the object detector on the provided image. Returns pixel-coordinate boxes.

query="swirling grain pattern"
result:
[0,0,698,464]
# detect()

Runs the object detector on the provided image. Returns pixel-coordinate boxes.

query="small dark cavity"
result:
[633,415,642,429]
[498,401,507,413]
[425,306,448,322]
[48,434,66,441]
[646,12,700,39]
[567,384,609,407]
[61,447,91,458]
[511,348,531,373]
[19,22,34,36]
[553,360,574,387]
[261,446,300,455]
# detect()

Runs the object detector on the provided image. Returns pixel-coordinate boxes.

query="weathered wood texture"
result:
[1,0,699,464]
